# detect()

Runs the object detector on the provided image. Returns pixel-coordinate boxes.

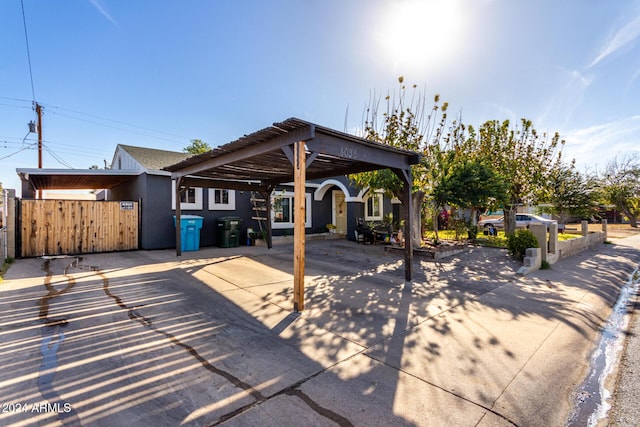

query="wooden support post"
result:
[393,168,413,281]
[175,177,183,257]
[293,141,306,311]
[403,177,413,281]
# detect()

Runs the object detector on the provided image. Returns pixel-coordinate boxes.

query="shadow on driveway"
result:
[1,238,638,426]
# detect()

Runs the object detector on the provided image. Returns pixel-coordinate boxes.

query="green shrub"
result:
[507,229,539,260]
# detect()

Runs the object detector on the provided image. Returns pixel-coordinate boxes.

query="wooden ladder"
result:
[250,192,268,234]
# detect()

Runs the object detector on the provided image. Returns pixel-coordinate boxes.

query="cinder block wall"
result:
[556,231,606,262]
[533,220,606,266]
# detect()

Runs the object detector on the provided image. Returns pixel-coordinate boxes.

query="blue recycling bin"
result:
[174,215,204,251]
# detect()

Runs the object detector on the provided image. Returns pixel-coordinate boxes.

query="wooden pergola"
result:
[165,118,420,312]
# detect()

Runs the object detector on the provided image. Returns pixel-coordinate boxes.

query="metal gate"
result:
[19,199,139,257]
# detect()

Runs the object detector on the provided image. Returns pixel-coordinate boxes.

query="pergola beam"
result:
[171,125,315,180]
[306,133,419,170]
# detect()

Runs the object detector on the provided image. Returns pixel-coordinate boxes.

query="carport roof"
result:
[16,168,140,191]
[167,117,420,303]
[164,117,421,188]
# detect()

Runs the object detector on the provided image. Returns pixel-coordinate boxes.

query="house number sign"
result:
[339,146,357,159]
[120,201,134,210]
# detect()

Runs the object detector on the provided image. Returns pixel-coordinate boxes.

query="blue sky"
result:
[2,0,640,192]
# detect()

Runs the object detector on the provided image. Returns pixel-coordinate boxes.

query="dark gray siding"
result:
[107,173,387,249]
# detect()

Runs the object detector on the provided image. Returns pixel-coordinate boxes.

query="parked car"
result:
[477,214,556,231]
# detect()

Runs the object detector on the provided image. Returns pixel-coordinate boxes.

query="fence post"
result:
[3,189,16,260]
[1,190,5,261]
[548,222,558,254]
[529,223,548,264]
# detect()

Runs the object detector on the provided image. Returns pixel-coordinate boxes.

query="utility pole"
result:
[36,102,43,199]
[36,103,42,168]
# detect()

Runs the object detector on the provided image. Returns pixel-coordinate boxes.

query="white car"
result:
[478,214,555,231]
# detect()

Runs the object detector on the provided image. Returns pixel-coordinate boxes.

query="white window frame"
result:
[364,191,383,221]
[171,181,203,210]
[208,188,236,210]
[271,191,312,229]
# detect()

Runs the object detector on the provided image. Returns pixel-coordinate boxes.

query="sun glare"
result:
[375,0,466,72]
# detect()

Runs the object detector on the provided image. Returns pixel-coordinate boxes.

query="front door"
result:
[333,191,347,235]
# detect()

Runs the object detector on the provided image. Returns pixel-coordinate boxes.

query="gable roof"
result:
[117,144,193,171]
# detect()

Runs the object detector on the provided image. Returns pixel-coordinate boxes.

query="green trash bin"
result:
[217,216,242,248]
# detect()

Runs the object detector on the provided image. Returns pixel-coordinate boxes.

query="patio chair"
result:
[355,218,374,244]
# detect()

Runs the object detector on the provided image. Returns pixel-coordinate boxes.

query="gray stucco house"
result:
[104,144,400,250]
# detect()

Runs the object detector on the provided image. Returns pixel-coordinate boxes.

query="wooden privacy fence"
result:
[20,199,138,257]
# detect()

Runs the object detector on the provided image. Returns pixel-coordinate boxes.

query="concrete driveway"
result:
[1,237,639,426]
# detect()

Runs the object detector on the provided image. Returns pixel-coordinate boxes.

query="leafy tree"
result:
[351,77,449,247]
[469,119,565,235]
[437,156,506,224]
[184,139,212,154]
[600,154,640,227]
[537,163,599,224]
[429,120,507,235]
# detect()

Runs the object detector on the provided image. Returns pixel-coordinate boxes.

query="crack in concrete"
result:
[97,269,266,401]
[96,264,356,425]
[37,258,84,426]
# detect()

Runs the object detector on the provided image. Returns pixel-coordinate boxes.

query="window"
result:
[182,188,197,204]
[272,191,312,229]
[208,189,236,210]
[171,181,203,210]
[365,192,383,221]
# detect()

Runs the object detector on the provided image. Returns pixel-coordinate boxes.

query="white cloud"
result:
[627,67,640,89]
[563,115,640,169]
[589,13,640,68]
[89,0,119,27]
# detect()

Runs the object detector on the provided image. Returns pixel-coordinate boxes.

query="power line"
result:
[46,109,192,145]
[43,103,193,142]
[20,0,36,102]
[42,144,74,168]
[0,140,34,149]
[0,96,32,103]
[0,143,37,161]
[1,135,111,158]
[0,102,32,110]
[1,97,195,146]
[0,135,36,142]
